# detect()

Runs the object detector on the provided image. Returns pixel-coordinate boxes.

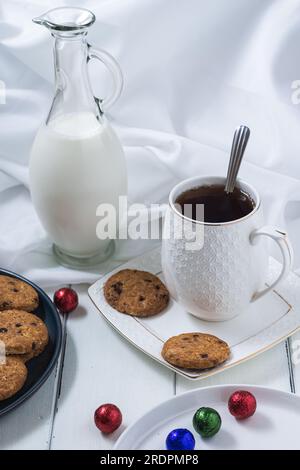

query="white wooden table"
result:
[0,284,298,450]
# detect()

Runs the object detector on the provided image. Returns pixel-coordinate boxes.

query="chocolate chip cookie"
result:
[162,333,230,370]
[14,350,39,363]
[0,310,48,356]
[0,275,39,312]
[104,269,169,317]
[12,345,46,363]
[0,356,28,401]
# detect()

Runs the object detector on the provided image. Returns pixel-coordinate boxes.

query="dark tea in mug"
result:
[175,184,255,223]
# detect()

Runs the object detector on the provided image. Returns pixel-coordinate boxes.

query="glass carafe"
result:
[29,7,127,268]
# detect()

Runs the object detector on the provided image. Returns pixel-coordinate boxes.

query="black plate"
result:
[0,269,62,416]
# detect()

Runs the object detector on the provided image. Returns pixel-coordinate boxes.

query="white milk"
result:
[29,112,127,258]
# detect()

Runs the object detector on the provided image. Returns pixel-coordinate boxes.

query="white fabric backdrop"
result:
[1,0,300,286]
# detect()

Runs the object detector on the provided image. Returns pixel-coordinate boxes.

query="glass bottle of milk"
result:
[29,7,127,267]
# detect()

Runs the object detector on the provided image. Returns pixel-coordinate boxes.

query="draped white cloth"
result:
[1,0,300,287]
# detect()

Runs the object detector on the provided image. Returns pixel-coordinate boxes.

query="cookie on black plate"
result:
[0,310,48,356]
[0,275,39,312]
[0,356,28,401]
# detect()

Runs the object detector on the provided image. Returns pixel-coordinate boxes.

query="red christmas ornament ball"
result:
[228,390,257,419]
[53,287,78,314]
[94,403,122,434]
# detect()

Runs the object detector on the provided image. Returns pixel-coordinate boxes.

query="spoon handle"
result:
[225,125,250,193]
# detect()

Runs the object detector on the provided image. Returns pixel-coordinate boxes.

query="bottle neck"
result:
[52,33,98,117]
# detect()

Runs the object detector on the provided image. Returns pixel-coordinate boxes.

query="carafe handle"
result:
[87,44,123,112]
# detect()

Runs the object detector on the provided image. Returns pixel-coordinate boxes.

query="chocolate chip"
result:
[32,342,36,350]
[30,322,37,326]
[112,282,123,295]
[144,279,152,283]
[1,301,10,308]
[0,328,8,333]
[15,323,22,327]
[155,285,160,290]
[139,296,145,301]
[12,288,19,293]
[201,354,208,358]
[193,334,199,338]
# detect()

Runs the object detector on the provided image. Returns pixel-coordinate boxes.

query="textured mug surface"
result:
[162,176,291,321]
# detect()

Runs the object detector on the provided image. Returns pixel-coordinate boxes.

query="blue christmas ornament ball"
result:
[165,428,195,450]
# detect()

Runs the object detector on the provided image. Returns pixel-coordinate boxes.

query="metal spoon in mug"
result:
[225,125,250,194]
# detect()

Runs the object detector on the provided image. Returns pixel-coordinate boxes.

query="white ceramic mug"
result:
[161,176,293,321]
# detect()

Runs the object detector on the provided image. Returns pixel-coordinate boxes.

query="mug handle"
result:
[87,45,124,112]
[250,226,293,301]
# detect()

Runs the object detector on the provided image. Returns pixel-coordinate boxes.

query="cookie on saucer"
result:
[0,356,28,401]
[0,310,48,356]
[162,333,230,370]
[104,269,169,317]
[0,275,39,312]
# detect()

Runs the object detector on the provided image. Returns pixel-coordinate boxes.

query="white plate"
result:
[115,384,300,450]
[89,247,300,380]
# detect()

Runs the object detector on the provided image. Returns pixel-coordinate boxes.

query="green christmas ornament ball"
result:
[193,407,222,438]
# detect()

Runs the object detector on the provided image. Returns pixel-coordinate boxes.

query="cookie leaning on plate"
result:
[0,310,48,356]
[104,269,169,317]
[0,356,28,401]
[0,275,39,312]
[162,333,230,370]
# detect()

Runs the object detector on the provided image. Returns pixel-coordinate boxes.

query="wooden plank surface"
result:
[51,285,294,449]
[50,285,174,450]
[0,284,296,450]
